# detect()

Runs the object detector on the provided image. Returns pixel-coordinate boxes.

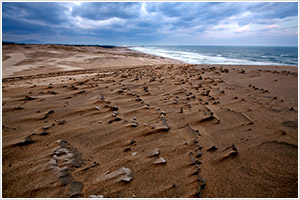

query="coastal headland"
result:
[2,44,298,198]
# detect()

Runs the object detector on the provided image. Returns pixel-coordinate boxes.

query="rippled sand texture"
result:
[2,44,298,198]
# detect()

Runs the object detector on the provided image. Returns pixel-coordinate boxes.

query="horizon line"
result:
[2,41,298,48]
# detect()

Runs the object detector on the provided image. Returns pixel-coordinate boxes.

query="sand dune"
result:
[2,44,298,198]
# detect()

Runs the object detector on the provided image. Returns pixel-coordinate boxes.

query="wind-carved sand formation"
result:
[2,44,298,198]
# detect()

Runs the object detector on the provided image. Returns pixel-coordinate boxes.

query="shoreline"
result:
[3,43,297,70]
[2,44,298,198]
[129,47,298,67]
[2,44,297,80]
[129,46,298,67]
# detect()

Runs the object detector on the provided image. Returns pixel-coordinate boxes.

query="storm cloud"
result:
[2,2,298,46]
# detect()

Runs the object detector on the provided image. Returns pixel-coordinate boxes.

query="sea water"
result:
[131,46,298,66]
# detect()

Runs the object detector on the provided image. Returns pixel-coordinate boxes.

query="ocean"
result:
[131,46,298,66]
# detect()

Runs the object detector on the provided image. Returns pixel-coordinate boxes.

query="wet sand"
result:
[2,44,298,198]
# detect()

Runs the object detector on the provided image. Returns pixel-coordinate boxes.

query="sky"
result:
[2,2,299,46]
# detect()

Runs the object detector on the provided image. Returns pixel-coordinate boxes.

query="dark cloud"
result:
[2,17,52,35]
[248,2,298,19]
[2,2,298,46]
[71,2,141,20]
[2,2,71,37]
[3,2,69,25]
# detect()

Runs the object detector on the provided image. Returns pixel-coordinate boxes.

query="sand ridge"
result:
[2,44,298,198]
[2,44,182,78]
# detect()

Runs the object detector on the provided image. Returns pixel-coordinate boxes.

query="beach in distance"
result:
[2,43,298,198]
[131,45,298,66]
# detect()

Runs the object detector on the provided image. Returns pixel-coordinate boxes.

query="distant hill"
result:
[2,41,117,48]
[2,41,17,44]
[18,39,45,44]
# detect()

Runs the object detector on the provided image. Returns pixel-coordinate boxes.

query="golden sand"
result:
[2,44,298,198]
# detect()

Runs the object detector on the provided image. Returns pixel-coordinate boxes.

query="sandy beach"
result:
[2,44,298,198]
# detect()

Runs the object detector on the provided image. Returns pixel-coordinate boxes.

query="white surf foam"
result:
[131,46,282,66]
